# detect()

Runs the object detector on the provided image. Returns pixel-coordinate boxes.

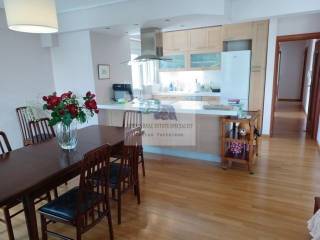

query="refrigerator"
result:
[220,50,251,110]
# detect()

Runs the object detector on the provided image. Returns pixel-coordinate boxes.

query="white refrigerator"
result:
[220,50,251,110]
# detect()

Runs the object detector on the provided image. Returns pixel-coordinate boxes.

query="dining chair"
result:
[122,110,146,177]
[16,107,33,146]
[38,144,114,240]
[111,127,141,224]
[0,131,52,240]
[29,118,55,144]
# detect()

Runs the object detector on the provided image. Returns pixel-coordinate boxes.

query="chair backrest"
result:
[77,144,111,228]
[16,107,33,146]
[29,118,55,144]
[119,127,141,182]
[0,131,12,155]
[123,111,142,129]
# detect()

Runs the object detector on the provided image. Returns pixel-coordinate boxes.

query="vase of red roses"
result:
[43,91,99,150]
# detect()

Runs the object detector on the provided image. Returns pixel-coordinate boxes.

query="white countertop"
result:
[152,91,221,97]
[98,100,238,116]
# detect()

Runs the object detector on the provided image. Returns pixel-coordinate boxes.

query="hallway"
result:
[273,101,308,138]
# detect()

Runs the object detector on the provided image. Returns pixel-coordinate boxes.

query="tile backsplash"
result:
[158,70,222,92]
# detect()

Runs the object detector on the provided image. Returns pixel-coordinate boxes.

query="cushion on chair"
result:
[38,187,104,222]
[110,163,131,187]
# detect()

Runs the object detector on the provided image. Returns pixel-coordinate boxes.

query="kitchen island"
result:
[98,100,238,162]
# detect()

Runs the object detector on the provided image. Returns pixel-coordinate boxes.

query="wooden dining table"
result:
[0,125,125,240]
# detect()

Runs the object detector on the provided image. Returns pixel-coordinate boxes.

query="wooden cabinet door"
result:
[251,21,269,70]
[208,27,223,52]
[163,32,175,51]
[173,31,189,51]
[222,22,253,41]
[163,31,189,52]
[189,28,208,51]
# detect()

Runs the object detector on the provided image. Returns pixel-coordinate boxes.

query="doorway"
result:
[270,33,320,139]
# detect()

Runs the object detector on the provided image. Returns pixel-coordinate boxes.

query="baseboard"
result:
[143,146,221,163]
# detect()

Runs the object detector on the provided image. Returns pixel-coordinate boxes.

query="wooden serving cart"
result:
[220,111,261,174]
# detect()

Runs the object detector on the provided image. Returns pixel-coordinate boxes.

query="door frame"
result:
[270,32,320,137]
[299,47,309,102]
[307,40,320,139]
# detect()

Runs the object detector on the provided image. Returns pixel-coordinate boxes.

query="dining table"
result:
[0,125,125,240]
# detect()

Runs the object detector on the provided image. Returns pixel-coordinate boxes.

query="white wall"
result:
[90,32,132,104]
[263,13,320,134]
[278,41,306,100]
[0,10,55,149]
[50,30,98,126]
[302,40,317,113]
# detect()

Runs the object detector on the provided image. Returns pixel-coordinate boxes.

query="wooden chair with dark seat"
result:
[29,118,55,144]
[16,107,34,146]
[110,127,141,224]
[0,131,52,240]
[39,144,114,240]
[122,110,146,177]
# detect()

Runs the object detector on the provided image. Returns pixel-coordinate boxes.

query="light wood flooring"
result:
[1,115,320,239]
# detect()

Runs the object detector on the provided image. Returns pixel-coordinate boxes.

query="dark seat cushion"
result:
[38,187,104,222]
[110,163,131,187]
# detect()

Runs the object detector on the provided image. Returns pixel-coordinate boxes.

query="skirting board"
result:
[143,146,221,163]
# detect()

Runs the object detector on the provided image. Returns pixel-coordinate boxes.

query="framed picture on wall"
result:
[98,64,110,80]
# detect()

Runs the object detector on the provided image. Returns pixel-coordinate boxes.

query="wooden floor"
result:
[273,101,307,138]
[1,117,320,239]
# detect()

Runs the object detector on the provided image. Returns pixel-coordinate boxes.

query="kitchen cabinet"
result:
[189,28,208,51]
[163,31,189,52]
[159,53,186,71]
[222,22,253,41]
[208,27,223,52]
[249,20,269,113]
[190,52,221,70]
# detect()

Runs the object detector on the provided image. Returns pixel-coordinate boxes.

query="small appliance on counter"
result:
[112,84,133,103]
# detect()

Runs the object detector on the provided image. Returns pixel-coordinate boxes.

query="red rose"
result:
[43,96,48,101]
[86,91,91,97]
[85,99,97,110]
[61,91,72,100]
[94,109,99,114]
[66,104,78,117]
[59,110,65,116]
[47,95,61,108]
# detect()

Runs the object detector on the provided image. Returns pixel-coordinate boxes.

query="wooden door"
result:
[307,40,320,139]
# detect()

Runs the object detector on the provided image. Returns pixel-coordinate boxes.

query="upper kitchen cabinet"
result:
[251,21,269,72]
[208,27,223,52]
[222,22,253,41]
[159,53,186,71]
[190,52,221,70]
[163,31,189,52]
[189,27,223,52]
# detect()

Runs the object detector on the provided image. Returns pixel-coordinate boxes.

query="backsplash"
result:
[158,70,222,93]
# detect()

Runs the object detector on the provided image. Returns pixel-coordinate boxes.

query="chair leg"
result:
[140,147,146,177]
[106,211,114,240]
[53,188,59,199]
[76,226,82,240]
[135,184,141,205]
[40,215,48,240]
[3,208,15,240]
[117,188,122,225]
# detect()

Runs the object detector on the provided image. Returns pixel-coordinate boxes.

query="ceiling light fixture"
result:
[3,0,59,34]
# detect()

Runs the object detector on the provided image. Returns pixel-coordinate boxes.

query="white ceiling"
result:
[55,0,132,13]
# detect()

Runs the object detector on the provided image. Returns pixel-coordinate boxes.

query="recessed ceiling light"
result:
[180,25,185,28]
[165,19,171,22]
[134,24,139,26]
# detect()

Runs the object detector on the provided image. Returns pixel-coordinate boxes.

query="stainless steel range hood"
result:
[134,27,170,62]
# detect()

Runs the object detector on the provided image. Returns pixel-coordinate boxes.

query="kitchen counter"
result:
[152,91,221,97]
[98,100,238,163]
[98,100,237,116]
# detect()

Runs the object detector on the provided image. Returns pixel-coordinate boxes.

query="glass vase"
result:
[55,121,78,150]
